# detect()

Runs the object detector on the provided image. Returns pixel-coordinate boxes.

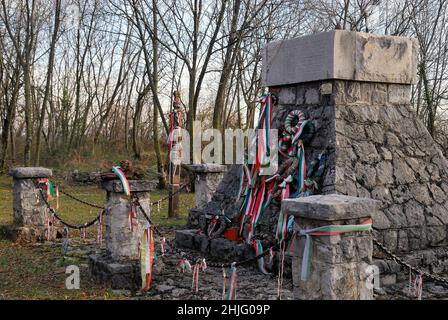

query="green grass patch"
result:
[0,174,195,299]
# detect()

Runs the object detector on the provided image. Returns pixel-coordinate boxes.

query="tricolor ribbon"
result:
[176,258,192,273]
[276,185,290,243]
[247,178,266,242]
[44,208,50,241]
[97,210,104,245]
[192,258,207,293]
[129,205,134,232]
[55,186,59,209]
[252,239,269,275]
[222,266,227,300]
[299,218,373,281]
[140,225,155,291]
[227,262,237,300]
[237,166,246,200]
[112,166,131,197]
[414,273,423,300]
[161,237,166,256]
[277,241,286,299]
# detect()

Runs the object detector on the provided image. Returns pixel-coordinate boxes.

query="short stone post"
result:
[190,164,227,209]
[89,179,154,290]
[8,167,53,242]
[282,194,378,300]
[101,179,154,260]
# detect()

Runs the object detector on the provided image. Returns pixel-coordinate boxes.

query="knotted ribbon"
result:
[298,218,373,281]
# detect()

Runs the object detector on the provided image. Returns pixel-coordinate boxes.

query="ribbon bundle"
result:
[238,94,274,242]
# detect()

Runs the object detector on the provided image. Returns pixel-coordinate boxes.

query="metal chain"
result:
[150,183,190,206]
[58,189,104,209]
[37,179,272,268]
[373,236,448,285]
[37,186,103,230]
[57,182,190,208]
[133,195,278,269]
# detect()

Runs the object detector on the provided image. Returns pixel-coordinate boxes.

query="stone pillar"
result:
[190,164,227,209]
[101,179,154,261]
[262,31,448,282]
[283,194,378,300]
[8,167,53,241]
[89,179,155,290]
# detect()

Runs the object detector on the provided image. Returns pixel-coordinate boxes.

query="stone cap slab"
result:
[9,167,53,179]
[100,180,156,193]
[282,194,378,221]
[189,164,227,173]
[262,30,418,87]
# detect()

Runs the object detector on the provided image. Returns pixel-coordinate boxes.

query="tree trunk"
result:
[152,0,166,189]
[33,0,61,165]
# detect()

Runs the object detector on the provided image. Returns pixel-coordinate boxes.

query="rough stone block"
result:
[100,180,156,193]
[282,194,378,221]
[278,86,297,104]
[190,164,227,173]
[388,84,411,104]
[89,254,140,290]
[9,167,52,179]
[103,189,150,261]
[262,30,417,86]
[190,164,226,210]
[174,229,195,249]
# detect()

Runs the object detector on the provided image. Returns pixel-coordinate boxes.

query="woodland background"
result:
[1,0,447,185]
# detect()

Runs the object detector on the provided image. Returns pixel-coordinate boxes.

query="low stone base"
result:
[3,225,45,242]
[175,229,255,260]
[89,254,140,291]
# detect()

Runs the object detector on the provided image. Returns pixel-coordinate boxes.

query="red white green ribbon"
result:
[276,185,290,243]
[296,142,306,190]
[222,266,227,300]
[129,205,135,232]
[55,186,59,209]
[247,178,266,242]
[226,262,237,300]
[140,225,155,291]
[97,210,104,245]
[44,208,50,241]
[192,258,207,293]
[291,119,310,145]
[161,237,166,256]
[277,241,286,299]
[177,258,192,273]
[112,166,130,197]
[256,94,272,169]
[237,166,246,200]
[299,218,373,281]
[252,239,269,275]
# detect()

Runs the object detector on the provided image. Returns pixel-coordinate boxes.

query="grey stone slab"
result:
[282,194,378,221]
[100,179,156,193]
[9,167,52,179]
[189,164,227,173]
[89,254,140,290]
[262,30,417,86]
